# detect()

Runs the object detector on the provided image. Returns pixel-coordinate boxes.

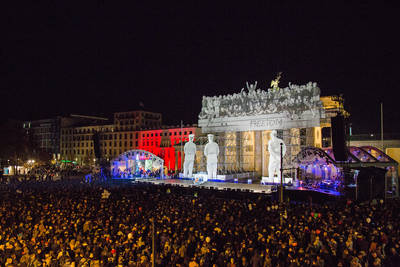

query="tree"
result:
[0,120,32,173]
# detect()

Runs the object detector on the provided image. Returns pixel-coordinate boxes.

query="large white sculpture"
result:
[198,81,322,120]
[183,134,196,178]
[204,134,219,181]
[268,130,286,181]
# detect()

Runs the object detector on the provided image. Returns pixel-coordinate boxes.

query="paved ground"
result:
[142,178,276,194]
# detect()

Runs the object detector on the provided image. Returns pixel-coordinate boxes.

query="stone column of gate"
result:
[254,131,263,176]
[219,133,226,175]
[225,132,231,173]
[262,131,268,177]
[236,132,241,172]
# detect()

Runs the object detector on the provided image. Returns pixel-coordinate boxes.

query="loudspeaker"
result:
[92,132,102,159]
[331,115,348,161]
[356,167,386,201]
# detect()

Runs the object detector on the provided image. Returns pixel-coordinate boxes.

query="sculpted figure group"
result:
[198,81,322,120]
[184,131,287,184]
[183,134,219,182]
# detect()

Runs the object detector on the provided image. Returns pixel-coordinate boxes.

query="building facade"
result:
[114,110,162,131]
[137,126,202,172]
[197,81,344,177]
[23,118,59,156]
[24,115,109,160]
[51,81,350,177]
[59,110,199,172]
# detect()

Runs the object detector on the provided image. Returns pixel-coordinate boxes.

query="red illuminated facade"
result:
[137,126,201,173]
[59,109,202,171]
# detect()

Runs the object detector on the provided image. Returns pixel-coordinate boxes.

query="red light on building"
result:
[136,127,198,173]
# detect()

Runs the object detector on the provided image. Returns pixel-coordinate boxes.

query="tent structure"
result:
[294,146,399,198]
[111,149,164,178]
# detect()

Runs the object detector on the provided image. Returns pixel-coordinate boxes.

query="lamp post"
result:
[381,102,384,152]
[280,142,283,203]
[152,217,155,267]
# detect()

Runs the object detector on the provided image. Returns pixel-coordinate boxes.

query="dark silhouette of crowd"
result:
[1,179,400,266]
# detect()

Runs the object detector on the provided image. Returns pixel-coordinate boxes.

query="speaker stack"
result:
[331,115,348,161]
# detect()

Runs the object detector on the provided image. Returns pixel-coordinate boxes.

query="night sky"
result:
[2,2,399,133]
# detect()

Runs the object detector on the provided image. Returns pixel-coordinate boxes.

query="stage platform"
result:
[138,178,276,194]
[110,177,343,198]
[179,172,254,181]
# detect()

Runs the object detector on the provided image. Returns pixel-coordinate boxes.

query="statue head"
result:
[270,130,277,139]
[188,134,195,142]
[207,134,214,142]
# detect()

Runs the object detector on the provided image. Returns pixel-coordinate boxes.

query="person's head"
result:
[270,130,277,139]
[189,134,195,142]
[207,134,214,142]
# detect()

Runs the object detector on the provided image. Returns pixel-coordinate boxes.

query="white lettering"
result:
[249,118,283,129]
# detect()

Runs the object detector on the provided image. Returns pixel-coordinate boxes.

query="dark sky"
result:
[2,2,399,133]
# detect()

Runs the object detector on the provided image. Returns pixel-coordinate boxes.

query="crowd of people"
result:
[1,179,400,266]
[111,168,161,179]
[0,165,89,184]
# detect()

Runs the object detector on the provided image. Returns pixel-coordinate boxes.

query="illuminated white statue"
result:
[204,134,219,181]
[183,134,196,178]
[198,80,323,120]
[268,130,286,181]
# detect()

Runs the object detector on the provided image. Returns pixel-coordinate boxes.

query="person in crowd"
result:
[1,178,400,266]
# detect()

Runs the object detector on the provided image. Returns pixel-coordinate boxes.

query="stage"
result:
[143,178,276,194]
[110,177,343,198]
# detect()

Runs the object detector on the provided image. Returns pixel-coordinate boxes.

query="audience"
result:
[1,179,399,266]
